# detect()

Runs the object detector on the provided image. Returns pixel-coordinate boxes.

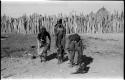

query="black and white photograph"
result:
[1,0,124,79]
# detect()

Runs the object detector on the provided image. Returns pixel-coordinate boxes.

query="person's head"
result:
[40,27,46,33]
[58,19,62,24]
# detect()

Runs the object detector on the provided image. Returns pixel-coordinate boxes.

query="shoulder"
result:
[46,31,50,35]
[55,24,58,27]
[37,32,41,36]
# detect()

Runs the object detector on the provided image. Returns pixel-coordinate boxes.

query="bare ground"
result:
[1,33,124,79]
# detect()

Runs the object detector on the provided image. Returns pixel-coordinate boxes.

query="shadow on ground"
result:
[46,52,57,61]
[72,55,93,74]
[46,52,68,62]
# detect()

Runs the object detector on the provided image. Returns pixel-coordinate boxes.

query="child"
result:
[37,27,51,62]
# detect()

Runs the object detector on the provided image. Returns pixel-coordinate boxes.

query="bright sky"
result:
[1,1,124,18]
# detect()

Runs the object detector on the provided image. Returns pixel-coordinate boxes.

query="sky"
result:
[1,1,124,18]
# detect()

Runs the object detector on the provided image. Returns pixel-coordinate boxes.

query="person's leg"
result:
[77,41,83,67]
[37,40,40,56]
[74,51,79,65]
[77,50,82,67]
[42,44,49,62]
[42,52,47,62]
[79,40,83,66]
[74,40,83,66]
[62,48,65,62]
[37,40,45,62]
[67,50,71,63]
[60,38,65,62]
[67,41,72,64]
[58,47,62,64]
[71,50,75,66]
[55,36,58,49]
[39,47,45,62]
[68,41,76,66]
[62,37,66,50]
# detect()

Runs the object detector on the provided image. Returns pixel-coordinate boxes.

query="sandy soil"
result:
[1,33,124,79]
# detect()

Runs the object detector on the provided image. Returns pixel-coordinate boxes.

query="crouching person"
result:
[66,33,83,67]
[37,27,51,62]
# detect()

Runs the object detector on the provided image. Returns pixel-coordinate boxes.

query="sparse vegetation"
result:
[1,7,124,35]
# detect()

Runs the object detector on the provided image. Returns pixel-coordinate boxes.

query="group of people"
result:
[37,18,84,68]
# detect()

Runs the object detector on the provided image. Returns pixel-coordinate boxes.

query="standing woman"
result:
[54,19,66,63]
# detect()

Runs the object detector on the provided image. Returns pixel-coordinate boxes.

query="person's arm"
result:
[63,26,66,37]
[47,32,51,43]
[54,24,58,36]
[54,24,58,48]
[47,32,51,50]
[37,33,41,41]
[63,26,66,49]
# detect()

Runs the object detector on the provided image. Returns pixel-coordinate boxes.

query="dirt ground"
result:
[1,33,124,79]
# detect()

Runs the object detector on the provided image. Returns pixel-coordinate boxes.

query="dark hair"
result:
[58,19,62,24]
[40,27,46,33]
